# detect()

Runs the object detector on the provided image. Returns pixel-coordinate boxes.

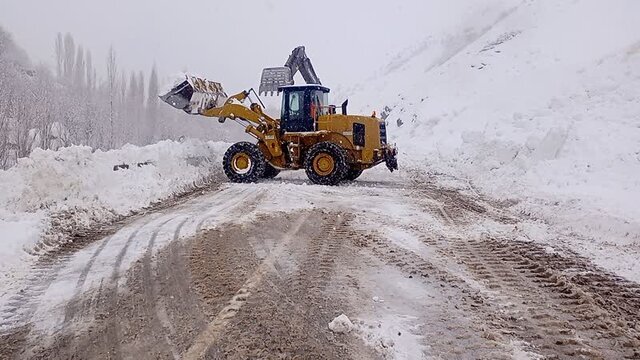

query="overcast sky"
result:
[0,1,487,92]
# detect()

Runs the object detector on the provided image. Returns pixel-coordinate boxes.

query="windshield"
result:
[312,90,329,115]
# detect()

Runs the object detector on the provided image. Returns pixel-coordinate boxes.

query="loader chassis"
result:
[268,114,389,171]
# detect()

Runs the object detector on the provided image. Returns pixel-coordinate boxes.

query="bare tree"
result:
[74,46,85,89]
[0,27,231,168]
[63,33,75,83]
[85,50,94,92]
[54,32,64,79]
[126,71,141,141]
[137,71,145,107]
[146,64,159,142]
[106,46,117,148]
[127,71,137,104]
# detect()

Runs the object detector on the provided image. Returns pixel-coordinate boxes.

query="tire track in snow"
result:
[63,235,114,323]
[85,217,174,359]
[205,211,367,359]
[35,185,252,333]
[111,223,151,282]
[2,184,269,358]
[450,238,639,358]
[153,217,192,359]
[410,182,640,358]
[96,221,155,359]
[182,213,310,360]
[0,254,74,330]
[73,184,270,358]
[193,185,262,233]
[129,218,178,358]
[1,185,234,333]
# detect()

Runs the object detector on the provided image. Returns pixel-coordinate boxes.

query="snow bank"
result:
[0,139,227,277]
[350,1,640,278]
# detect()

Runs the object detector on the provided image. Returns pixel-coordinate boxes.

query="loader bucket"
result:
[159,74,227,114]
[259,67,293,96]
[159,79,193,111]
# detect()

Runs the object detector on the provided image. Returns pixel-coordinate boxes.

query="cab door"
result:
[281,90,313,132]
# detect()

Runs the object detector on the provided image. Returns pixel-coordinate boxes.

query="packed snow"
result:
[0,139,227,282]
[328,314,354,334]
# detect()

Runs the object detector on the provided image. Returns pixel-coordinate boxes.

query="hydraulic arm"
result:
[199,90,284,159]
[284,46,321,85]
[259,46,321,95]
[158,75,284,160]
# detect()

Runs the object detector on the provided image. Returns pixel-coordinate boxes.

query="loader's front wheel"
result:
[304,142,348,185]
[223,142,266,183]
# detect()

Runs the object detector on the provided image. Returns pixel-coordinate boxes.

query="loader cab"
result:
[279,85,330,132]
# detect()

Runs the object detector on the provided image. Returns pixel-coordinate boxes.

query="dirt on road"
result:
[1,175,639,359]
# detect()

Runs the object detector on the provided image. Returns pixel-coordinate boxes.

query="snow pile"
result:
[349,0,640,272]
[0,139,227,275]
[328,313,354,334]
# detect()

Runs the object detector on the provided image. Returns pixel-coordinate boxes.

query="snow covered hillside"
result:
[347,0,640,277]
[0,139,226,278]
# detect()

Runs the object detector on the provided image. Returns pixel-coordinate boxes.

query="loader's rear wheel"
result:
[304,142,348,185]
[223,142,266,183]
[344,168,363,181]
[262,163,281,179]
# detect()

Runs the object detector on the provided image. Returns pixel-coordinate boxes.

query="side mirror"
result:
[341,99,349,115]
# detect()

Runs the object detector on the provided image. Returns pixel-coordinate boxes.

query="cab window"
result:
[288,91,302,114]
[312,90,329,115]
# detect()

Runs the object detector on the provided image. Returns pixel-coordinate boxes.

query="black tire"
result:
[222,142,266,183]
[262,163,281,179]
[344,168,363,181]
[304,142,348,185]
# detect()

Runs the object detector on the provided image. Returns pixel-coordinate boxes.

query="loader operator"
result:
[310,94,320,121]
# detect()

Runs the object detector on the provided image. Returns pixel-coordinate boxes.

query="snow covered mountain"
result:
[346,0,640,273]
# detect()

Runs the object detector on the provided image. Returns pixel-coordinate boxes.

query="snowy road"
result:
[1,170,639,359]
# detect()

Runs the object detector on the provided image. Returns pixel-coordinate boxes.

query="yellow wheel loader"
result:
[159,47,397,185]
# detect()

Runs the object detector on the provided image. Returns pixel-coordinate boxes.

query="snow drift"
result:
[0,139,227,277]
[348,0,640,279]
